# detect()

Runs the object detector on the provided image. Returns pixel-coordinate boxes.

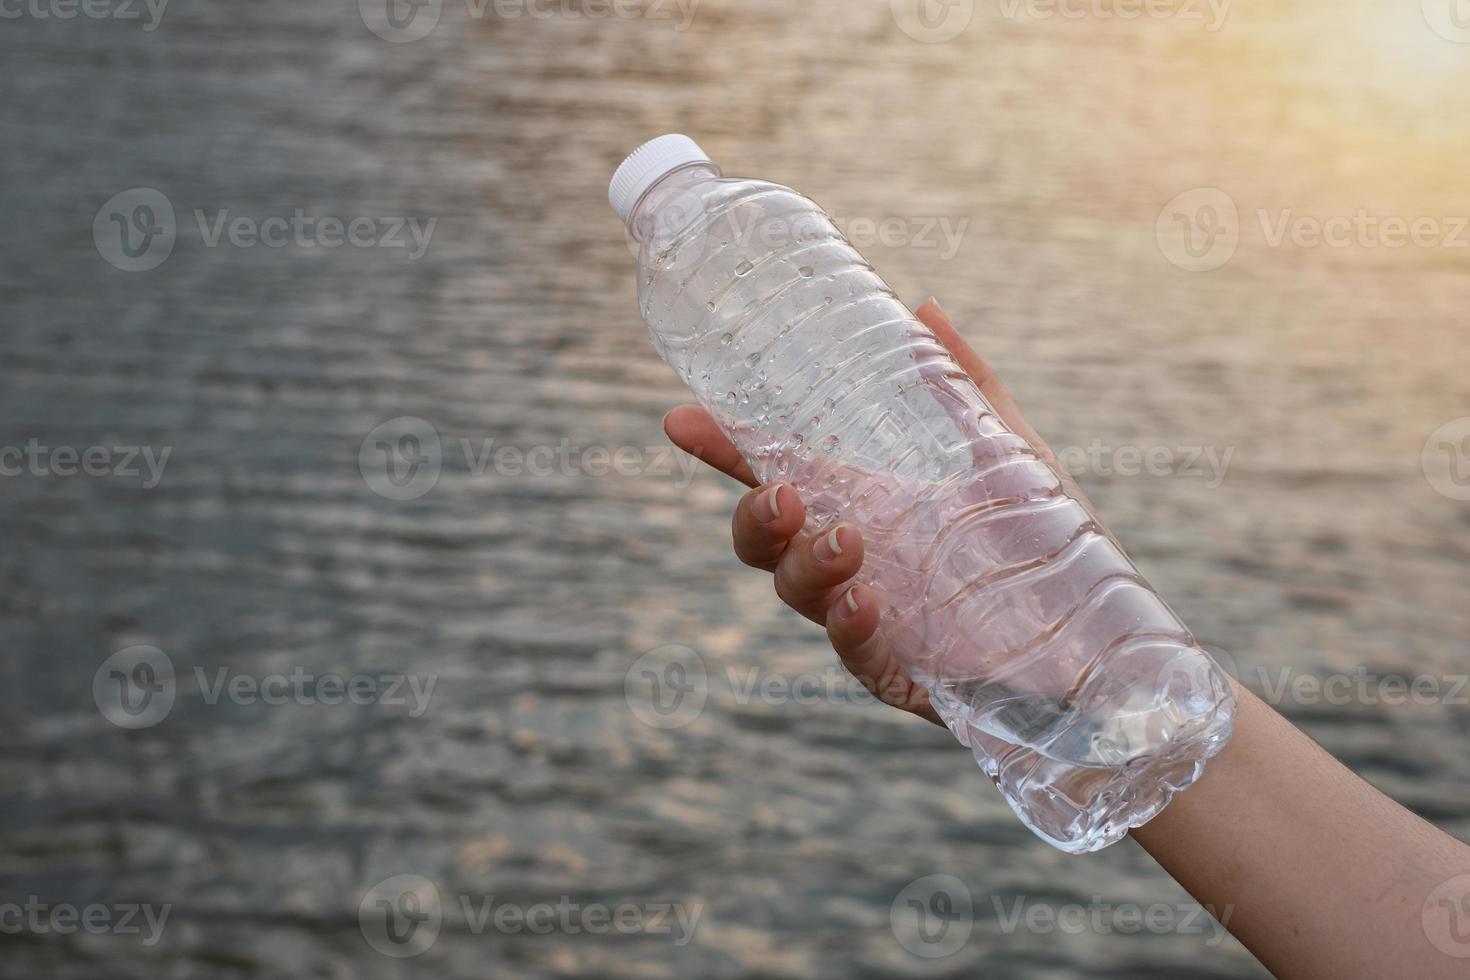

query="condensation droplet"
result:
[798,265,814,278]
[735,259,754,276]
[720,332,733,347]
[821,434,840,452]
[725,391,737,405]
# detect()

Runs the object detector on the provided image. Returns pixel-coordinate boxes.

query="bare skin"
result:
[663,297,1470,979]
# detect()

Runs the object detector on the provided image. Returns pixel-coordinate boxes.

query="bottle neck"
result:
[626,163,721,242]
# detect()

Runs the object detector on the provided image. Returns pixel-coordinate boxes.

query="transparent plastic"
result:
[620,160,1235,853]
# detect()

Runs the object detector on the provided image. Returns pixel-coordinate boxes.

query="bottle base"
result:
[978,693,1236,854]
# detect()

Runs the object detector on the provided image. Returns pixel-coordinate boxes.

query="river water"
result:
[2,0,1468,977]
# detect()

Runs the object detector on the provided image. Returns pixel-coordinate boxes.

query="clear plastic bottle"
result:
[611,135,1235,853]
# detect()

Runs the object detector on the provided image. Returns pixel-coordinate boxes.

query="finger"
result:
[826,585,941,725]
[914,298,1029,440]
[663,404,757,488]
[731,483,804,571]
[772,524,864,622]
[915,297,1096,512]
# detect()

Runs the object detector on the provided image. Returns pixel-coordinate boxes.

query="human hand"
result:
[663,298,1094,728]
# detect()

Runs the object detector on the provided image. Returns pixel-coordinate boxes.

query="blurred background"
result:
[2,0,1469,976]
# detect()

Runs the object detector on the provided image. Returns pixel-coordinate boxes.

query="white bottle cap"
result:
[609,134,715,225]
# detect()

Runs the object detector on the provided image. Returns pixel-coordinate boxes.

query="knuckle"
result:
[772,567,802,608]
[734,538,775,570]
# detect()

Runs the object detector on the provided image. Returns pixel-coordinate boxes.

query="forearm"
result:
[1132,681,1470,979]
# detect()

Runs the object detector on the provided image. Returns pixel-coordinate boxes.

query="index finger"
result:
[915,296,1099,515]
[663,403,758,488]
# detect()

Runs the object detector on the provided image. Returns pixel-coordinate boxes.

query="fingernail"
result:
[843,587,860,614]
[814,526,846,562]
[757,484,783,523]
